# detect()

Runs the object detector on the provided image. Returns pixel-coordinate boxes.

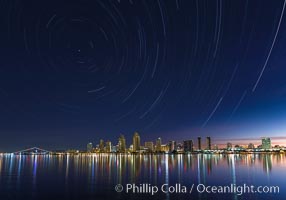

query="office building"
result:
[168,140,177,152]
[106,141,112,153]
[156,137,162,152]
[99,139,104,152]
[183,140,193,152]
[197,137,201,150]
[206,137,211,150]
[118,134,126,153]
[133,132,141,152]
[262,138,271,149]
[145,142,154,152]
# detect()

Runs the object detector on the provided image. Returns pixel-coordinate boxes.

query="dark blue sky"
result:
[1,0,286,151]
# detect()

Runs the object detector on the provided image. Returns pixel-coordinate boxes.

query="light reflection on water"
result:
[0,153,285,200]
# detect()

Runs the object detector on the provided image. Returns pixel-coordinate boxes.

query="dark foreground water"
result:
[0,153,285,200]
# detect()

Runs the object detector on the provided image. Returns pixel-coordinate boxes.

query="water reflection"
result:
[0,153,285,200]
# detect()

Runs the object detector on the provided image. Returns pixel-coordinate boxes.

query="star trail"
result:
[1,0,286,151]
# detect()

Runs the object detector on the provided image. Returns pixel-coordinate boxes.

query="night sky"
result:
[1,0,286,151]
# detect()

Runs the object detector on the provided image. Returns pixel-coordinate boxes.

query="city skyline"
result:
[85,134,286,151]
[80,134,281,155]
[1,129,286,152]
[3,135,279,154]
[81,134,281,153]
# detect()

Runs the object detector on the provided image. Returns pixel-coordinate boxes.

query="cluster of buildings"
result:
[83,133,281,154]
[86,132,213,153]
[225,138,273,151]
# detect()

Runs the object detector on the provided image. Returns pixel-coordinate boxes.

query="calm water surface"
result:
[0,154,285,200]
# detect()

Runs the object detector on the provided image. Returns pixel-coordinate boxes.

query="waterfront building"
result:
[206,137,211,150]
[161,144,169,153]
[118,134,126,153]
[106,141,112,153]
[168,140,177,152]
[133,132,141,152]
[183,140,193,152]
[66,149,79,154]
[197,137,202,150]
[156,137,162,152]
[145,142,154,152]
[262,138,271,149]
[99,139,104,152]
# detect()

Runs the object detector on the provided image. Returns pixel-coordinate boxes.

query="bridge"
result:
[13,147,51,155]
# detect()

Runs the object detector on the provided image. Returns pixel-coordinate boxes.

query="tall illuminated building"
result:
[118,134,126,153]
[133,132,141,152]
[156,137,162,152]
[168,141,177,152]
[87,142,93,153]
[206,137,211,150]
[99,139,104,152]
[183,140,193,152]
[197,137,201,150]
[106,141,112,153]
[262,138,271,149]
